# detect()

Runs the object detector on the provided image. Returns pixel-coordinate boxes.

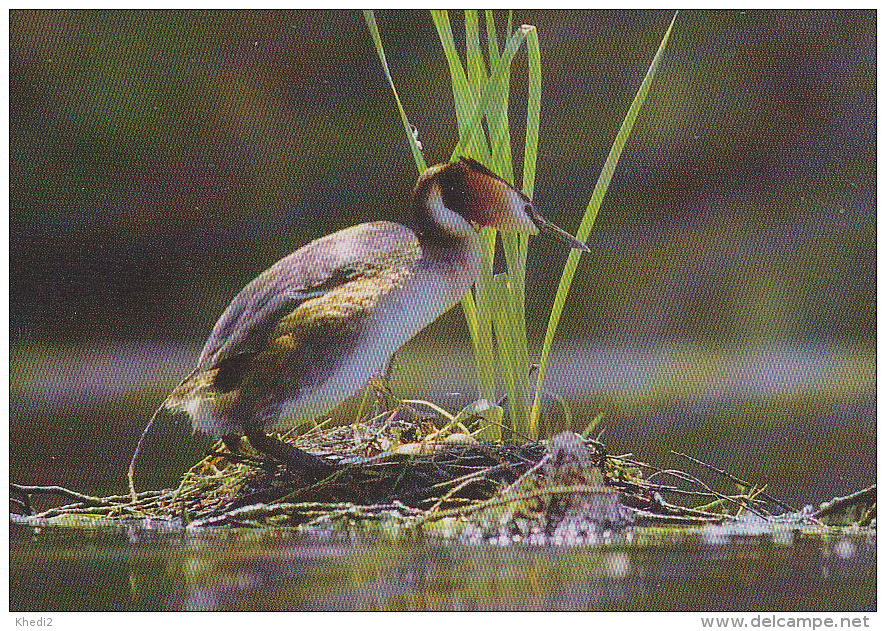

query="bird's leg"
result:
[372,350,399,413]
[383,350,398,386]
[223,435,242,455]
[370,379,395,417]
[211,435,251,465]
[243,428,336,476]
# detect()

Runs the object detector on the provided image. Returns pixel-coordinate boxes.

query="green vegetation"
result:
[365,10,676,439]
[10,10,874,544]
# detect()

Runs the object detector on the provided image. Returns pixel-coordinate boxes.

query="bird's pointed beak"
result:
[525,204,591,253]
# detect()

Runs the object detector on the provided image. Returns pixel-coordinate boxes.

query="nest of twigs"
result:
[10,398,876,539]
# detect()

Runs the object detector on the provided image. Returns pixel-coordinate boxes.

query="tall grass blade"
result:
[502,23,543,435]
[520,26,542,263]
[530,12,678,434]
[431,10,499,438]
[449,25,528,163]
[363,10,426,173]
[436,17,541,436]
[465,11,486,98]
[485,11,501,81]
[491,273,531,436]
[432,10,490,163]
[463,22,536,434]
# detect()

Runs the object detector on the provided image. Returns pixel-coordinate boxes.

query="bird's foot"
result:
[244,430,337,479]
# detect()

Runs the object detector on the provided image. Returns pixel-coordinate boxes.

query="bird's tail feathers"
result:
[127,366,202,502]
[164,368,216,415]
[163,368,240,439]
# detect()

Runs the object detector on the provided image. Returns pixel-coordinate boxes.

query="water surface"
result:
[10,525,875,611]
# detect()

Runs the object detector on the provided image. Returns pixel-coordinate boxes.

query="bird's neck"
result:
[416,231,481,303]
[411,197,484,291]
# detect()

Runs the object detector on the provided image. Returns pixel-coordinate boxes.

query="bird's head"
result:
[412,157,590,252]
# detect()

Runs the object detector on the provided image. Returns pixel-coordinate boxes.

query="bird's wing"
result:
[197,221,422,370]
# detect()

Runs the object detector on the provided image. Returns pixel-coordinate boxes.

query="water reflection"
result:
[10,526,875,611]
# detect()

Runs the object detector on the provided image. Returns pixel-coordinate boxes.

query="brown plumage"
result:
[166,221,422,441]
[130,157,589,496]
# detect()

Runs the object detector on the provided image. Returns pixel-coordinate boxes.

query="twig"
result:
[412,482,609,527]
[671,450,796,513]
[631,509,726,525]
[648,467,768,519]
[812,484,876,520]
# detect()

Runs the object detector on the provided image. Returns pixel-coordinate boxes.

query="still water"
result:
[10,524,875,611]
[10,342,876,611]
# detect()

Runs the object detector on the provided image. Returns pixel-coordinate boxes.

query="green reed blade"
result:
[431,10,500,436]
[432,10,490,163]
[450,25,528,163]
[530,12,678,434]
[363,10,426,174]
[439,16,538,435]
[491,273,530,434]
[520,25,542,268]
[465,11,487,99]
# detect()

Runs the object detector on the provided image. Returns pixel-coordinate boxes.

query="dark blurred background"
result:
[10,10,875,504]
